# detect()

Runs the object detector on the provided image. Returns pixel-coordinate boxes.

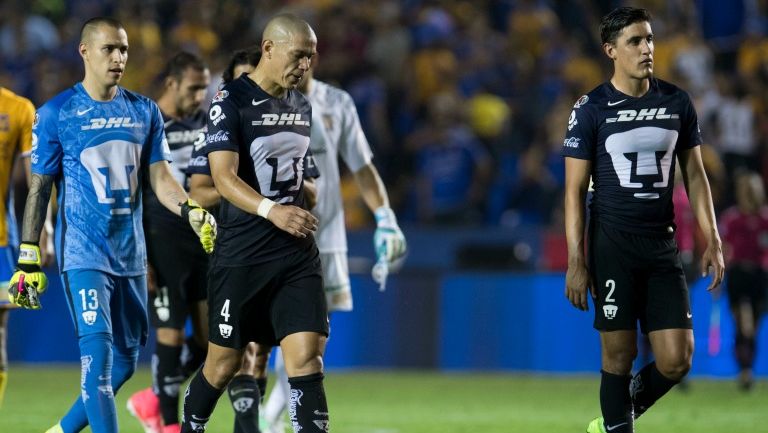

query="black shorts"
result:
[146,225,209,329]
[207,244,327,349]
[726,264,767,316]
[589,222,692,334]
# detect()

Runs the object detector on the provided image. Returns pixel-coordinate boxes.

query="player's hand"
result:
[701,239,724,291]
[267,203,318,238]
[565,261,592,311]
[373,207,407,264]
[8,243,48,310]
[180,199,217,254]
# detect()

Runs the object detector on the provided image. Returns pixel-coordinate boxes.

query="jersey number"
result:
[79,288,99,310]
[221,299,231,322]
[81,140,141,215]
[605,280,616,303]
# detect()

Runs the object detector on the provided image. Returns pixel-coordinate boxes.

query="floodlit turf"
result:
[1,366,767,433]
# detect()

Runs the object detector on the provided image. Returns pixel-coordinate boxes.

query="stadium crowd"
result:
[1,0,767,236]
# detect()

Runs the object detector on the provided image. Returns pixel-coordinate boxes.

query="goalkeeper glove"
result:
[180,199,217,254]
[8,243,48,310]
[373,207,406,263]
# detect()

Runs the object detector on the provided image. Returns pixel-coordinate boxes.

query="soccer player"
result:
[7,17,216,433]
[0,85,51,407]
[261,57,407,433]
[179,14,329,433]
[720,170,768,391]
[562,7,723,433]
[126,52,211,433]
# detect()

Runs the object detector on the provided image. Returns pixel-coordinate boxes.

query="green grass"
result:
[2,366,767,432]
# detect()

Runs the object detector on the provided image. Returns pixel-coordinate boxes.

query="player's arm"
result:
[678,146,724,290]
[303,177,317,210]
[148,161,216,253]
[353,162,407,262]
[564,157,593,311]
[189,173,220,209]
[208,149,317,238]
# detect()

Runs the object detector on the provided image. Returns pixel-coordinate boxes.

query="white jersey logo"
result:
[605,127,678,199]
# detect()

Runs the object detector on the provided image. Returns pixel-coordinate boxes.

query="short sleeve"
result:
[31,102,63,175]
[561,98,597,160]
[148,102,172,164]
[337,92,373,173]
[17,97,35,156]
[187,138,212,176]
[204,97,241,155]
[678,92,703,150]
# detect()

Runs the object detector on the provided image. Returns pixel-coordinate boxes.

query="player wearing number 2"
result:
[562,7,723,433]
[180,14,329,433]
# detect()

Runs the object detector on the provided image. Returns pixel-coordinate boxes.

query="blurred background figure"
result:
[720,170,768,391]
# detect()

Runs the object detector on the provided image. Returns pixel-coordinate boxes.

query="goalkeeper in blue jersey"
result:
[6,17,216,433]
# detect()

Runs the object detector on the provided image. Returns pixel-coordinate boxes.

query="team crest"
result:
[212,90,229,103]
[0,114,8,132]
[573,95,589,109]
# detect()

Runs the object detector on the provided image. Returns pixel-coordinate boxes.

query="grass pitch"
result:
[1,366,766,433]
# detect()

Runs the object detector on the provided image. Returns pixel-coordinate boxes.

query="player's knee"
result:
[285,350,324,377]
[657,356,691,381]
[203,354,241,388]
[602,347,637,374]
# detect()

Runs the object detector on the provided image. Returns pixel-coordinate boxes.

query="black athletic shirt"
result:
[143,109,206,237]
[561,78,702,236]
[204,74,314,266]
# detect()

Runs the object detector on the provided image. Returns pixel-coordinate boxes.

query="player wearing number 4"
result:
[180,14,329,433]
[7,17,216,433]
[562,7,723,433]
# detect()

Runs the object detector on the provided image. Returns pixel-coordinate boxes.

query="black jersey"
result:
[143,109,206,232]
[561,78,702,236]
[204,75,314,265]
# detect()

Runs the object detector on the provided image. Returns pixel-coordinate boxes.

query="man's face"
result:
[268,32,317,90]
[81,25,129,87]
[609,21,654,80]
[170,67,210,116]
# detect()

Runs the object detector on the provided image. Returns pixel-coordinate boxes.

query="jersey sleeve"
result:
[17,97,35,156]
[187,138,212,176]
[337,92,373,173]
[31,102,63,175]
[560,100,597,160]
[148,102,172,164]
[203,97,241,155]
[304,149,320,179]
[677,92,703,150]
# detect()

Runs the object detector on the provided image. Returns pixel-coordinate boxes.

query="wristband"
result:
[257,198,276,219]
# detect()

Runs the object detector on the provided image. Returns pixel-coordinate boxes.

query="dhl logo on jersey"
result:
[251,113,310,126]
[606,108,679,123]
[81,117,144,130]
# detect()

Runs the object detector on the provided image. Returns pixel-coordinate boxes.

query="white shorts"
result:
[320,252,352,312]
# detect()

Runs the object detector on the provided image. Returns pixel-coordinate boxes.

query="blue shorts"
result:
[0,245,16,307]
[62,270,148,348]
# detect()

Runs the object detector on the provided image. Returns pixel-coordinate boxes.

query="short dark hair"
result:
[161,51,208,81]
[600,7,652,45]
[80,17,124,43]
[222,47,262,83]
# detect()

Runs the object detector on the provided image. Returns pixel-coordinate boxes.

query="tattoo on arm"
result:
[21,174,54,243]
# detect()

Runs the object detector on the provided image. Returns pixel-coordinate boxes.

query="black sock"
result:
[181,370,224,433]
[630,362,679,418]
[257,377,267,404]
[228,374,261,433]
[600,370,633,433]
[288,373,329,433]
[154,343,184,426]
[735,334,756,370]
[180,336,207,378]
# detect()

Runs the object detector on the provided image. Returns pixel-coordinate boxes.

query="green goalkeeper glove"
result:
[180,199,217,254]
[8,243,48,310]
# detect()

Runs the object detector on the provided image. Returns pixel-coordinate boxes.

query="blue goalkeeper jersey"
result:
[32,83,171,276]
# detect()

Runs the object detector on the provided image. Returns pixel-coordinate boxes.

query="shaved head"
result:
[262,13,315,44]
[80,17,124,44]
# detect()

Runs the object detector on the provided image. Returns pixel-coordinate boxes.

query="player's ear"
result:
[79,42,88,60]
[262,40,274,60]
[603,42,616,60]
